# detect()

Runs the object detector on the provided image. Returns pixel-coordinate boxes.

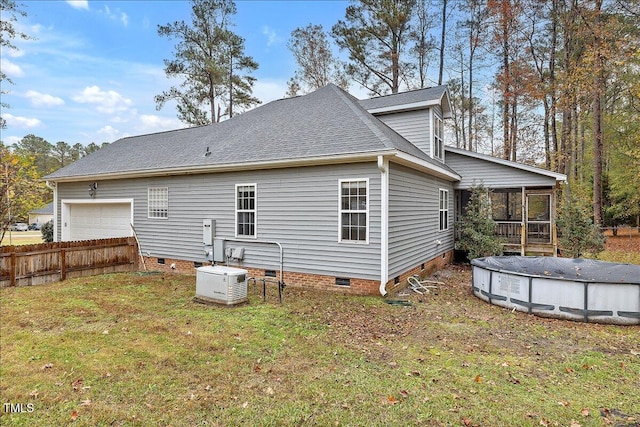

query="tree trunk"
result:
[592,0,604,227]
[439,0,447,85]
[549,0,558,170]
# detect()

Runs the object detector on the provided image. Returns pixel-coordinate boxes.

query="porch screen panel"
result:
[527,194,551,244]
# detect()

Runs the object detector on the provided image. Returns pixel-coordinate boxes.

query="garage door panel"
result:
[67,203,132,241]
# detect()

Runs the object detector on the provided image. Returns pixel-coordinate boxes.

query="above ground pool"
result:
[471,256,640,325]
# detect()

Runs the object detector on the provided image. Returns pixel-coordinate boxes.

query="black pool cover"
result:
[472,256,640,284]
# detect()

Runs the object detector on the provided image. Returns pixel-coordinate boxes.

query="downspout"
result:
[46,181,57,242]
[378,155,389,296]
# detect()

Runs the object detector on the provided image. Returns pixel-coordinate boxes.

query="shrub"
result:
[457,185,503,260]
[557,196,605,258]
[41,220,53,243]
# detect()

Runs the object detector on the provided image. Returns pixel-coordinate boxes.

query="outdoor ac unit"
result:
[195,266,248,305]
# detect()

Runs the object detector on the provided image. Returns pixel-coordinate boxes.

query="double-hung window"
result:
[434,115,444,161]
[339,179,368,243]
[236,184,256,238]
[439,189,449,231]
[148,187,168,219]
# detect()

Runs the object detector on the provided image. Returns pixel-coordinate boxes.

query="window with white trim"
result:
[236,184,256,237]
[439,189,449,231]
[434,115,444,161]
[148,187,168,219]
[339,179,368,243]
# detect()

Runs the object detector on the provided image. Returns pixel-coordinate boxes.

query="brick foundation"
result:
[141,251,454,296]
[384,250,454,296]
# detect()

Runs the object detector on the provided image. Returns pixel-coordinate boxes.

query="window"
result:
[490,190,522,221]
[236,184,256,237]
[148,187,168,218]
[339,179,368,243]
[434,115,444,160]
[439,189,449,231]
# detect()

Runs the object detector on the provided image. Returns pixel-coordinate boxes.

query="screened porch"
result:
[455,187,559,256]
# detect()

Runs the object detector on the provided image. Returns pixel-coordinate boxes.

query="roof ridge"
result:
[327,84,397,150]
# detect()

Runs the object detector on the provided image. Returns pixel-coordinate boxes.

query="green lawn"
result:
[1,266,638,426]
[1,231,43,246]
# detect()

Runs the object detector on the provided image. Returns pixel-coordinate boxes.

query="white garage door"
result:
[67,203,132,241]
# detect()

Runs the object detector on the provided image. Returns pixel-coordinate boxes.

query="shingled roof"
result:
[45,84,457,181]
[358,85,450,114]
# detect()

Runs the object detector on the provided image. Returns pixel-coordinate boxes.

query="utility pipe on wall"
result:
[221,238,284,286]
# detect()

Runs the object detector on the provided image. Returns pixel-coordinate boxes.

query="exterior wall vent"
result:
[265,270,277,278]
[157,258,165,265]
[335,277,350,287]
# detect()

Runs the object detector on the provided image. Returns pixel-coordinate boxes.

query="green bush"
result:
[457,185,503,260]
[41,220,53,243]
[557,196,605,258]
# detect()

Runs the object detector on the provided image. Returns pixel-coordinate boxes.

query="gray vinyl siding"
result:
[445,151,557,189]
[55,163,382,280]
[387,163,454,279]
[376,109,431,157]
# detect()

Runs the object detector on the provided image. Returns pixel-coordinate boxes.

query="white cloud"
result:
[6,49,24,58]
[4,113,42,128]
[73,86,133,114]
[97,125,120,142]
[136,114,182,134]
[99,5,128,27]
[25,90,65,107]
[253,79,288,104]
[262,26,283,47]
[66,0,89,10]
[1,59,24,78]
[2,136,22,146]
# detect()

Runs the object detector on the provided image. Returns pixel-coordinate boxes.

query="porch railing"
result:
[494,221,523,244]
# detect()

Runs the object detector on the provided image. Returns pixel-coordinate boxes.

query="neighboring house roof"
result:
[29,202,54,215]
[45,84,459,182]
[358,85,451,117]
[445,146,567,182]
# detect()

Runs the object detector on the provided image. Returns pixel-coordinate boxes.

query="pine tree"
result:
[557,196,605,258]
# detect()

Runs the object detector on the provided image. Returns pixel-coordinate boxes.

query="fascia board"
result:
[45,150,397,183]
[393,152,461,182]
[367,99,440,115]
[445,146,567,182]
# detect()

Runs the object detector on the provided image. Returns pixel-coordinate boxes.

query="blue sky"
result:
[1,0,357,147]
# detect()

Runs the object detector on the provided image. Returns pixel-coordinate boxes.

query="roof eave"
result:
[445,146,567,182]
[393,151,461,181]
[45,150,398,183]
[367,99,441,115]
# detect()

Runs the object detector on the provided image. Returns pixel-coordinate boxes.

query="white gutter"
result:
[366,99,442,115]
[445,146,567,182]
[45,150,397,183]
[45,181,57,242]
[378,155,389,296]
[394,152,461,182]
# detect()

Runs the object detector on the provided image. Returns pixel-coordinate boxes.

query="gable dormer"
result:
[359,86,451,163]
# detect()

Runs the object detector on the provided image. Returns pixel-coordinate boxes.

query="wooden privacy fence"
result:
[0,237,139,287]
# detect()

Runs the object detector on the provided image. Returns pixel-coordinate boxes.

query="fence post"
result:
[130,237,139,272]
[60,248,66,281]
[10,252,16,287]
